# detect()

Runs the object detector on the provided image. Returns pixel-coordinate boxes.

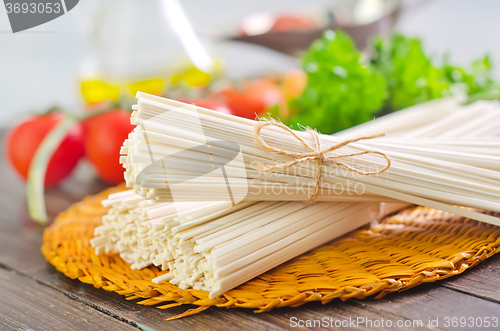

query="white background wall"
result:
[1,0,499,128]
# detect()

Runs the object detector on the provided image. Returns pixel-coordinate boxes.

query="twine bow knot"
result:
[253,121,391,202]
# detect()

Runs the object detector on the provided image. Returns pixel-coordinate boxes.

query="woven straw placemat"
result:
[41,186,500,320]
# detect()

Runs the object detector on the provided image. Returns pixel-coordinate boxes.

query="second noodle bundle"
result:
[91,190,398,298]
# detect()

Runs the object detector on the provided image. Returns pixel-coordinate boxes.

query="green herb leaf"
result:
[288,30,387,134]
[370,34,497,111]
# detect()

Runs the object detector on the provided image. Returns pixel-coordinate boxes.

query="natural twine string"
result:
[254,121,391,202]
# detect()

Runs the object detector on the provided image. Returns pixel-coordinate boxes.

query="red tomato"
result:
[280,70,307,99]
[220,79,285,119]
[6,113,85,187]
[185,99,233,115]
[83,110,134,184]
[271,15,317,32]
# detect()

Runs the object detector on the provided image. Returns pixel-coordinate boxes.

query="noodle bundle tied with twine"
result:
[253,121,391,202]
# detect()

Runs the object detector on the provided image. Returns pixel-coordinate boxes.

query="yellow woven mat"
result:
[41,186,500,320]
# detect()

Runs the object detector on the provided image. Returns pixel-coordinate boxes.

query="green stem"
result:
[464,88,500,104]
[27,115,78,225]
[26,107,115,225]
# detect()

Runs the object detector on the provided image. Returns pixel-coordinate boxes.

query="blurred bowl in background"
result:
[231,0,401,55]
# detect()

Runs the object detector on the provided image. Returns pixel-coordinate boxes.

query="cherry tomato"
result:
[280,70,307,99]
[184,99,233,115]
[6,113,85,187]
[270,15,317,32]
[220,79,285,119]
[83,110,134,184]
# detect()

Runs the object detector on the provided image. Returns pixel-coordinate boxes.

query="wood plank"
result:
[0,194,27,227]
[249,301,427,330]
[443,253,500,303]
[0,222,428,331]
[35,267,288,331]
[0,225,285,331]
[35,268,435,331]
[0,267,138,331]
[354,284,500,330]
[0,322,15,331]
[0,193,433,331]
[0,227,44,274]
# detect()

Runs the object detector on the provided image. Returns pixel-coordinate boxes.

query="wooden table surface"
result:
[1,130,500,331]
